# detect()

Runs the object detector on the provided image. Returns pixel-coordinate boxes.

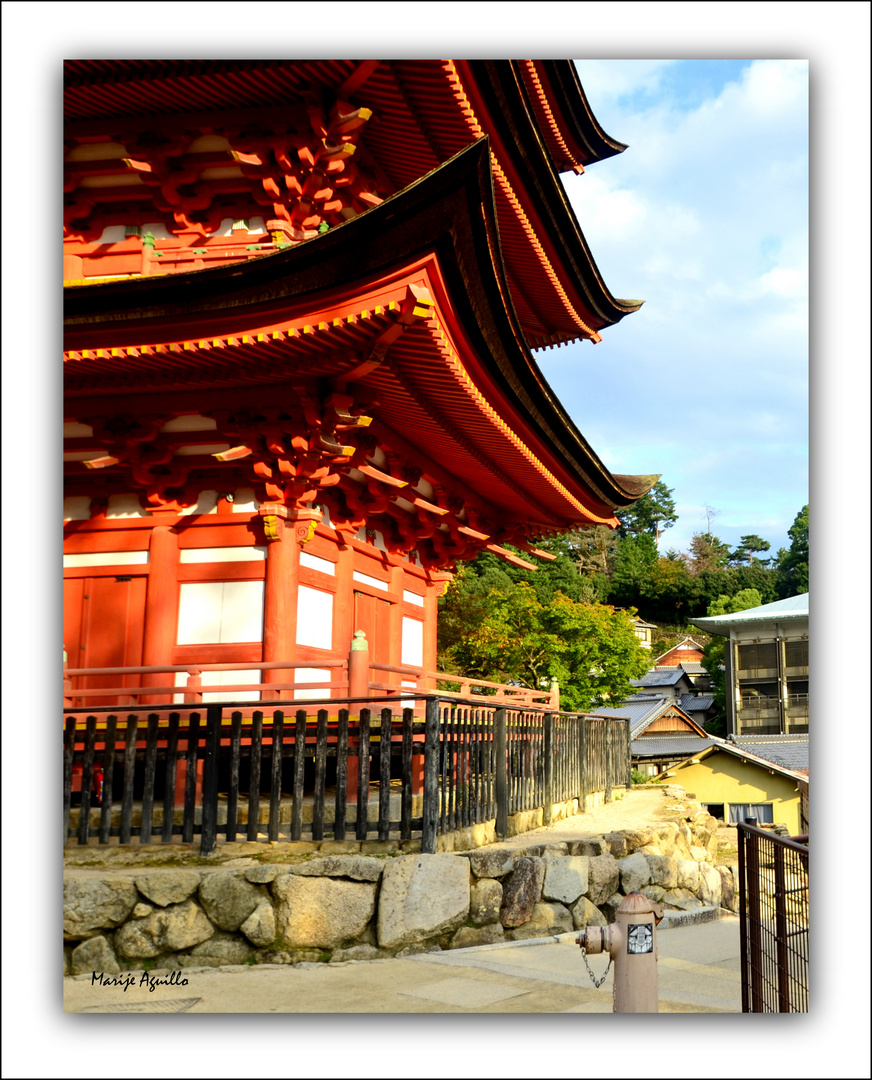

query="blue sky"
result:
[535,59,809,557]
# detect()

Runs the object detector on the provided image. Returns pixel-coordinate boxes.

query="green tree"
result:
[706,588,763,616]
[730,534,771,566]
[776,504,809,597]
[608,533,658,609]
[614,480,677,544]
[687,531,731,574]
[447,581,649,711]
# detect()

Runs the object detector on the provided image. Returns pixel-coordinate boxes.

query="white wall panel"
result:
[300,551,335,575]
[177,580,264,644]
[402,617,424,667]
[64,551,149,567]
[296,585,333,650]
[180,546,266,563]
[220,581,265,642]
[353,570,388,591]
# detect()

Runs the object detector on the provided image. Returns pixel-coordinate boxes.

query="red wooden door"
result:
[353,591,394,686]
[64,575,146,705]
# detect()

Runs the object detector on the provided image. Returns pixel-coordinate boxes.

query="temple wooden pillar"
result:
[142,525,179,703]
[259,506,299,699]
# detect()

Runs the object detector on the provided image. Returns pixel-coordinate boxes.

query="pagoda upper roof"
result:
[65,140,657,548]
[63,59,642,351]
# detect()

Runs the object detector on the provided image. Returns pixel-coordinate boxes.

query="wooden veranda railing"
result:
[63,696,630,855]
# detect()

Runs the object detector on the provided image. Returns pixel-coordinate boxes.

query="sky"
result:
[535,59,809,558]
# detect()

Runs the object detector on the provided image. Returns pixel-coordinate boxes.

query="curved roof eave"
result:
[469,60,643,329]
[538,60,628,164]
[64,140,655,513]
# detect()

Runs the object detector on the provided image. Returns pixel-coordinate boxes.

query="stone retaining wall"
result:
[64,798,736,976]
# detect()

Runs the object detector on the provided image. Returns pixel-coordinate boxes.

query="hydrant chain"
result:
[579,944,612,989]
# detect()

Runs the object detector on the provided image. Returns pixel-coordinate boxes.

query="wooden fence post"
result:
[422,697,440,854]
[605,720,613,803]
[579,715,588,813]
[199,704,221,855]
[495,707,508,841]
[543,711,554,825]
[625,719,632,789]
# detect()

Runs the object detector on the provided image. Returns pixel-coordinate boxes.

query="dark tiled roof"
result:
[731,736,809,773]
[632,669,688,688]
[595,697,670,735]
[679,693,715,712]
[632,735,722,759]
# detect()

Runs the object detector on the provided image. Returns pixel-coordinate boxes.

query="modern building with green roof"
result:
[692,594,809,739]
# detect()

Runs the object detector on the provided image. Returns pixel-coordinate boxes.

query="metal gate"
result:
[737,820,809,1012]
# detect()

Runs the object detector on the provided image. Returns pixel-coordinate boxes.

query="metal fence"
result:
[63,696,629,854]
[737,820,809,1012]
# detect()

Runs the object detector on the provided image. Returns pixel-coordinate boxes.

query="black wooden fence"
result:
[737,821,809,1012]
[63,695,630,854]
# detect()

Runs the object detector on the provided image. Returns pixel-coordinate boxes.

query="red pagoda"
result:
[63,60,655,707]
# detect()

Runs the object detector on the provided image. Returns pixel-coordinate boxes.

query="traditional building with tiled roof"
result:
[63,60,656,711]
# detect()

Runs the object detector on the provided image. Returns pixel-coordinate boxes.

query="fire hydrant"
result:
[577,892,664,1012]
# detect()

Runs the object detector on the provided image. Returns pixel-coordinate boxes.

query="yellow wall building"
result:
[660,744,805,835]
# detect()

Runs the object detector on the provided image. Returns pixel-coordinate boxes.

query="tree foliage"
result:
[730,534,771,566]
[439,574,649,712]
[776,504,808,597]
[614,480,677,543]
[436,497,809,709]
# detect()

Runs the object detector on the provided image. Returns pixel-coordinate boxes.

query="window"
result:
[728,803,774,824]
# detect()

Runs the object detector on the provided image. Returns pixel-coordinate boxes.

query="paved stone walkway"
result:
[64,915,741,1013]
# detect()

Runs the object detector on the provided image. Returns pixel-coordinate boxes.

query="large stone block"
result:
[676,859,700,892]
[570,837,609,857]
[134,870,201,907]
[505,902,572,941]
[240,899,276,947]
[70,935,121,976]
[622,828,655,853]
[604,832,629,858]
[377,855,470,949]
[644,854,678,889]
[273,875,377,950]
[469,878,502,927]
[115,899,214,958]
[64,878,138,940]
[570,896,607,930]
[651,823,678,856]
[660,888,704,911]
[180,932,254,968]
[286,855,384,881]
[450,923,506,949]
[198,873,263,931]
[697,863,722,906]
[718,866,738,912]
[500,857,545,928]
[600,893,625,923]
[542,856,589,905]
[585,854,620,906]
[618,852,652,894]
